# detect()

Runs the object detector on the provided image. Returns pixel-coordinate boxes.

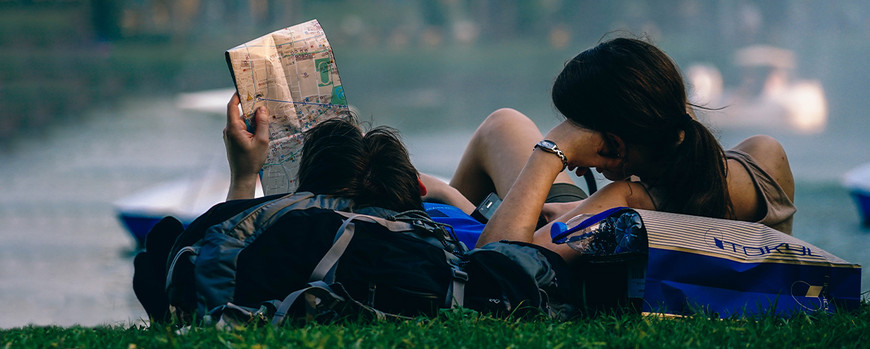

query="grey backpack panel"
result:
[194,193,356,316]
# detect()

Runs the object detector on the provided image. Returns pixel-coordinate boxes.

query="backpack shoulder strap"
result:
[310,214,365,283]
[329,212,469,309]
[271,212,416,327]
[447,257,468,308]
[207,192,354,243]
[271,281,342,326]
[309,213,419,282]
[333,211,415,232]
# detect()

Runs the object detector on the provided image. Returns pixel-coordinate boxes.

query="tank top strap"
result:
[635,180,660,211]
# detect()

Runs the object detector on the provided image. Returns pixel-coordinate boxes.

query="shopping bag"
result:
[553,208,862,318]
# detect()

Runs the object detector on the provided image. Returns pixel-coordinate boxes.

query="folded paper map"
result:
[226,19,350,195]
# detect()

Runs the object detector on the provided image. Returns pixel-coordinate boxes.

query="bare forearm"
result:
[227,174,258,201]
[420,173,475,214]
[477,150,563,247]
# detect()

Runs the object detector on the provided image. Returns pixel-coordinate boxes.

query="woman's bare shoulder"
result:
[730,135,794,200]
[731,135,789,169]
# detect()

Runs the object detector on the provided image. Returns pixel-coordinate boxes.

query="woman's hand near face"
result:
[544,120,616,176]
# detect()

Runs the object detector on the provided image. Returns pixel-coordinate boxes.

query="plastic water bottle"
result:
[550,209,646,255]
[550,213,616,255]
[551,209,649,312]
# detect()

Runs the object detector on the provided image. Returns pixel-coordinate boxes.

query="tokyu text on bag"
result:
[552,207,862,318]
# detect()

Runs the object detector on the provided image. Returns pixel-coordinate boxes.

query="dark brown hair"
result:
[296,118,423,212]
[552,37,732,218]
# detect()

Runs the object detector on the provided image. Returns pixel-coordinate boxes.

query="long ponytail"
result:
[654,113,732,218]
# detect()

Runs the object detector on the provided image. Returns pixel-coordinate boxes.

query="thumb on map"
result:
[253,106,270,143]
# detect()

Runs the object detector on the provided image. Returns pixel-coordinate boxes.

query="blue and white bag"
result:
[551,207,862,318]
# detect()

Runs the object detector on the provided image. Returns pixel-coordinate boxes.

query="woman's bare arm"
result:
[530,181,653,261]
[478,119,613,248]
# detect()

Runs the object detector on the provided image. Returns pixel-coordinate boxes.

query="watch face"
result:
[537,139,567,169]
[538,140,557,151]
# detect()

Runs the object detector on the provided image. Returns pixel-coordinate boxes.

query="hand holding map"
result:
[226,19,350,195]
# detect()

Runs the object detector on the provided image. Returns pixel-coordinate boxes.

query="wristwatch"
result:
[534,140,568,171]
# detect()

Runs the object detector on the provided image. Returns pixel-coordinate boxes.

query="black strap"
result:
[309,214,361,283]
[584,170,598,195]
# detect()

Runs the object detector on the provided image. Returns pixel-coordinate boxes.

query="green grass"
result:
[3,305,869,349]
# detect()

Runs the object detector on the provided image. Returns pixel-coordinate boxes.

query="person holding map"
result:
[225,19,351,197]
[224,92,425,211]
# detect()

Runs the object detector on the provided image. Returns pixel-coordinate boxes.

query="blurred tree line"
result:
[2,0,869,140]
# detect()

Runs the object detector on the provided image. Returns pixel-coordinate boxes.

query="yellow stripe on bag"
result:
[806,285,823,298]
[636,209,859,268]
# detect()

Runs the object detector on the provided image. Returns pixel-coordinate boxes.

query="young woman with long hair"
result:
[432,37,795,262]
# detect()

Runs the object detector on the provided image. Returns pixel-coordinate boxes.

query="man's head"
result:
[296,118,424,212]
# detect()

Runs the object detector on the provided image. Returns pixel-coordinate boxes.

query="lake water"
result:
[0,94,868,328]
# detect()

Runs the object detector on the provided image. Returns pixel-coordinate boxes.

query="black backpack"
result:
[133,192,586,326]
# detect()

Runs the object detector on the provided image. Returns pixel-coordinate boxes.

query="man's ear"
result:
[599,132,626,159]
[417,175,428,197]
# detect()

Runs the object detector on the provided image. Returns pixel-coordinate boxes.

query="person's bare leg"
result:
[450,108,574,205]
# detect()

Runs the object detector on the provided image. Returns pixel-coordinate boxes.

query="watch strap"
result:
[535,140,568,171]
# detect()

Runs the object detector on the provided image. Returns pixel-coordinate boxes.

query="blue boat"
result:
[114,172,262,247]
[843,163,870,226]
[116,89,247,246]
